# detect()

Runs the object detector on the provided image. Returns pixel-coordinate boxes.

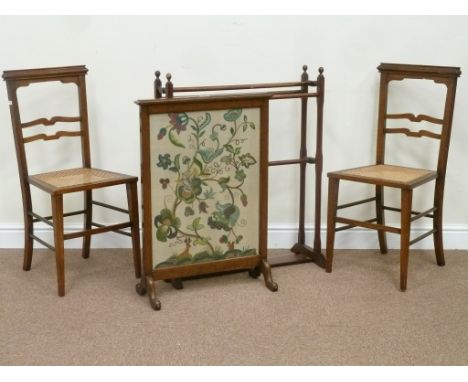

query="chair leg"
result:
[126,182,142,278]
[375,185,388,254]
[51,194,66,297]
[433,200,445,267]
[82,190,92,259]
[326,178,340,273]
[23,210,34,271]
[400,189,412,292]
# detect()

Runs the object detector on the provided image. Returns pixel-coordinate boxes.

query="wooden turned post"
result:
[297,65,308,246]
[154,70,162,98]
[165,73,173,98]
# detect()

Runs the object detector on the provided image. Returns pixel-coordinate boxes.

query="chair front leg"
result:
[400,189,413,291]
[82,190,92,259]
[376,185,388,254]
[51,194,66,297]
[326,177,340,273]
[126,182,142,278]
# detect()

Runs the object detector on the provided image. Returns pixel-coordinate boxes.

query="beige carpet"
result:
[0,248,467,365]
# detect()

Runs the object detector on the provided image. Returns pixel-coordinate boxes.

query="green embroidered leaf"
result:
[209,131,218,141]
[219,235,229,243]
[187,217,204,231]
[157,154,171,170]
[242,248,257,257]
[241,194,248,207]
[239,153,257,168]
[224,249,243,258]
[176,112,189,127]
[218,177,230,191]
[158,127,167,139]
[224,204,240,227]
[156,225,169,242]
[224,144,235,154]
[199,148,223,163]
[184,206,194,217]
[236,235,243,244]
[235,169,246,182]
[199,113,211,129]
[192,251,211,263]
[223,109,242,122]
[220,155,232,165]
[173,154,180,170]
[168,129,185,148]
[159,208,173,221]
[192,157,204,174]
[203,187,216,199]
[207,203,240,232]
[242,122,256,132]
[193,238,208,246]
[199,148,215,163]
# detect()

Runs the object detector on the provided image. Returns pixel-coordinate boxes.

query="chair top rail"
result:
[2,65,88,82]
[378,63,461,78]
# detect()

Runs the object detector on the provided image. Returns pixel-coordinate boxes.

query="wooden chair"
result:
[325,63,461,291]
[3,65,141,296]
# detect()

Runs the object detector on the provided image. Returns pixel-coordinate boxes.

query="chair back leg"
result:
[82,190,92,259]
[375,185,388,254]
[23,212,34,271]
[433,182,446,266]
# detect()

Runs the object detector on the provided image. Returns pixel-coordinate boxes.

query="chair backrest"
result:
[375,63,461,184]
[3,66,92,189]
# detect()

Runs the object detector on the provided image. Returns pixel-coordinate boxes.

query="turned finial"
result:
[318,67,324,75]
[301,64,309,83]
[154,70,162,98]
[165,72,174,98]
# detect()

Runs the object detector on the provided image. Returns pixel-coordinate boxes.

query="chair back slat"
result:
[384,128,441,140]
[23,130,83,144]
[385,113,443,125]
[21,115,81,129]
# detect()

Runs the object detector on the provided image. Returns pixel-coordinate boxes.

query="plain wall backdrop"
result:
[0,15,467,249]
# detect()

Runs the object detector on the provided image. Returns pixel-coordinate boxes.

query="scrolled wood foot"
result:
[163,278,184,289]
[146,276,161,311]
[170,278,184,290]
[261,259,278,292]
[248,266,261,279]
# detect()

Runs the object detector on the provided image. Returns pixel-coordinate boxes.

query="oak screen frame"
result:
[137,94,270,282]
